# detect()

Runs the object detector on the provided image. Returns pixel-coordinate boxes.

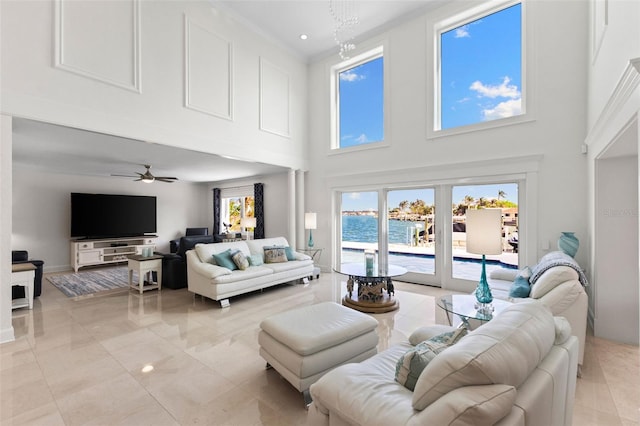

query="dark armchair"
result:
[162,235,213,289]
[170,227,209,253]
[12,250,44,298]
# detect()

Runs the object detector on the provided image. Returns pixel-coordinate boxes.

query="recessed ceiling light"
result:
[299,34,308,40]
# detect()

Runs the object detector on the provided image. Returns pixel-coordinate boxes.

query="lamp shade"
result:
[304,212,317,230]
[466,209,503,255]
[241,217,256,229]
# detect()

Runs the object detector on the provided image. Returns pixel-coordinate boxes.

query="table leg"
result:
[138,269,144,294]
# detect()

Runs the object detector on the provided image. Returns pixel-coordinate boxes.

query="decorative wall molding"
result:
[259,58,291,138]
[184,16,233,120]
[54,0,141,93]
[585,58,640,146]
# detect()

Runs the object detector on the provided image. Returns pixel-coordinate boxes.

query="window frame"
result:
[329,44,389,153]
[429,0,532,139]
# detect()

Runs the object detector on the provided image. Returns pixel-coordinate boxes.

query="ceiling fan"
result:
[111,164,178,183]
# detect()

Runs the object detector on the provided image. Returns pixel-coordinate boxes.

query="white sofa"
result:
[308,300,579,426]
[486,251,588,368]
[186,237,314,307]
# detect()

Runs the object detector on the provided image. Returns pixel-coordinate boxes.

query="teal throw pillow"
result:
[509,275,531,298]
[212,249,237,271]
[284,246,296,261]
[248,254,263,266]
[395,328,467,391]
[231,250,249,270]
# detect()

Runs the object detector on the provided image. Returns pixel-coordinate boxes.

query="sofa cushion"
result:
[529,266,579,299]
[194,241,251,264]
[212,249,237,270]
[264,246,288,263]
[419,384,516,426]
[231,250,249,270]
[412,300,555,410]
[395,328,467,391]
[408,325,458,345]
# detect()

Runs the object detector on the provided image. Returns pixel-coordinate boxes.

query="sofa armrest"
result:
[189,259,232,279]
[489,268,519,281]
[408,385,516,426]
[409,325,457,345]
[529,266,579,298]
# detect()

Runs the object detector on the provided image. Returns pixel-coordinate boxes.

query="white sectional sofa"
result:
[486,251,588,368]
[186,237,314,307]
[308,300,579,426]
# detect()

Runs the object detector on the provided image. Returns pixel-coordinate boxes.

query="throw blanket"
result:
[530,251,589,287]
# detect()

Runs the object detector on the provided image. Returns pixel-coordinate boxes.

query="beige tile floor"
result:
[2,270,639,425]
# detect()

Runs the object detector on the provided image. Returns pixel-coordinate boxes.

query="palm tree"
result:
[498,190,506,200]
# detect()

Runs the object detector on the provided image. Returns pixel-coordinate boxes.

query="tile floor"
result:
[2,270,639,425]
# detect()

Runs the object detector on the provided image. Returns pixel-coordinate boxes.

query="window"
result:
[221,195,254,233]
[332,46,384,149]
[437,2,522,131]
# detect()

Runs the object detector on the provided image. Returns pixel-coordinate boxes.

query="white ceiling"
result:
[13,1,444,183]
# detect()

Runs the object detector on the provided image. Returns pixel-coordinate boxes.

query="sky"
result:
[342,183,518,211]
[338,3,521,144]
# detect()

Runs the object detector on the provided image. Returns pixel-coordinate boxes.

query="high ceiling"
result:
[13,1,443,183]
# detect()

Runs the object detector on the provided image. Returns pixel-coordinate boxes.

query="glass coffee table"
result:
[437,294,512,329]
[334,263,407,313]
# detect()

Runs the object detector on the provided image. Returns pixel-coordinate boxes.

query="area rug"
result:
[47,267,138,298]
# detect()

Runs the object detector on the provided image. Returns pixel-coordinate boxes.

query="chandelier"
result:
[329,0,359,60]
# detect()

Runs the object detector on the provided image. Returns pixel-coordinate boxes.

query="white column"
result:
[288,169,296,245]
[1,115,15,343]
[296,170,305,249]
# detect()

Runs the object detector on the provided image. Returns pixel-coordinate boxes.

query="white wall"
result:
[586,0,640,342]
[594,154,639,344]
[12,168,210,272]
[306,0,590,288]
[0,0,308,171]
[1,115,15,343]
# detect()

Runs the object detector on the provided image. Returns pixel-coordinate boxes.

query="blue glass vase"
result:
[558,232,579,258]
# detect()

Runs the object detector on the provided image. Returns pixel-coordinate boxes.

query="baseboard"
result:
[0,326,15,344]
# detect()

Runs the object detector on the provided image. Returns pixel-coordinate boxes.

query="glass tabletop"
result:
[437,294,512,322]
[334,263,407,278]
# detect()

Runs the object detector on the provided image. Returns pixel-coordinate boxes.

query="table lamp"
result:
[465,208,503,314]
[241,217,256,240]
[305,212,317,248]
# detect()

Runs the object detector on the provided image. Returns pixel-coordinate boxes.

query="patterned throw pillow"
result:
[395,328,468,391]
[212,249,237,270]
[231,250,249,270]
[263,246,288,264]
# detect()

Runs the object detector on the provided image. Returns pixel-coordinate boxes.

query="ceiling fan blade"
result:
[111,173,138,178]
[156,177,178,183]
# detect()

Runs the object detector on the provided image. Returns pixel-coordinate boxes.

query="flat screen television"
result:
[71,193,157,239]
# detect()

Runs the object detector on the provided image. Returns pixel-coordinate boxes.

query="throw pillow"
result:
[248,254,263,266]
[284,246,296,261]
[263,246,288,264]
[231,250,249,270]
[395,328,467,391]
[508,266,533,298]
[212,249,237,271]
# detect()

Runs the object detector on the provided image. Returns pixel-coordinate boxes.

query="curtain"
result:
[213,188,221,235]
[254,183,264,239]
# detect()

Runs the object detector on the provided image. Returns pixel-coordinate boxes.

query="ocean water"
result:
[342,215,425,244]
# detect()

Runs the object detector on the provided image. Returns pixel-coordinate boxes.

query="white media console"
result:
[71,236,158,272]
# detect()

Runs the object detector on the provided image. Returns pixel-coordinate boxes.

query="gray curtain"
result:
[254,183,264,239]
[213,188,221,235]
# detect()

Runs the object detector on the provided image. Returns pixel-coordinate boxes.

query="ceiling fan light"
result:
[141,177,154,183]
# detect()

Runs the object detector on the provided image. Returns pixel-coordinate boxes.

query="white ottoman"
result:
[258,301,379,405]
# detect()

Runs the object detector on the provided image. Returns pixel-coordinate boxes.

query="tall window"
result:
[332,46,384,149]
[438,2,522,131]
[221,196,254,233]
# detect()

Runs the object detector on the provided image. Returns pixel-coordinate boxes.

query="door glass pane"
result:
[341,192,378,263]
[451,183,519,280]
[387,188,435,275]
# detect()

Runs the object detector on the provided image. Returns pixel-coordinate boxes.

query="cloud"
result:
[482,98,522,120]
[455,25,470,38]
[469,77,520,99]
[355,134,369,144]
[349,193,361,200]
[340,70,365,82]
